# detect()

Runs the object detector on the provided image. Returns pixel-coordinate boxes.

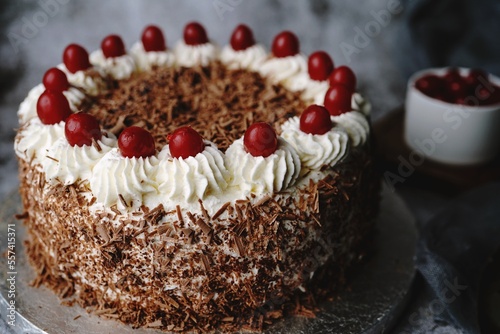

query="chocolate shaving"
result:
[92,138,102,152]
[195,218,212,236]
[175,205,183,224]
[254,194,271,207]
[200,253,210,272]
[212,202,230,220]
[118,194,128,208]
[198,199,210,221]
[234,236,245,257]
[15,212,28,220]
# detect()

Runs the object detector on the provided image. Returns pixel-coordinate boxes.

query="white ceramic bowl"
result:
[404,67,500,165]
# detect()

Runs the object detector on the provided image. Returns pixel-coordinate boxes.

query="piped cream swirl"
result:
[57,64,107,96]
[286,73,329,104]
[174,40,218,67]
[17,84,44,124]
[14,118,65,161]
[259,54,307,88]
[225,138,301,194]
[89,50,136,80]
[42,133,116,185]
[281,117,349,170]
[90,149,159,210]
[151,142,229,203]
[130,42,175,72]
[331,111,370,147]
[351,92,372,116]
[219,44,267,71]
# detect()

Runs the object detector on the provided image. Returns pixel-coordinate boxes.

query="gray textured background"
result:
[1,0,491,332]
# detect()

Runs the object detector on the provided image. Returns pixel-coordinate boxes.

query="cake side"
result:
[18,146,378,332]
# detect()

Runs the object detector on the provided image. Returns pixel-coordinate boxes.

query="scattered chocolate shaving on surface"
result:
[84,61,306,151]
[195,218,212,236]
[91,138,102,152]
[212,202,230,220]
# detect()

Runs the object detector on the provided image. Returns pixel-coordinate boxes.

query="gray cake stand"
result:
[0,185,417,334]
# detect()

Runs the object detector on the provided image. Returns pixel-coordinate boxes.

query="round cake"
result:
[14,22,379,332]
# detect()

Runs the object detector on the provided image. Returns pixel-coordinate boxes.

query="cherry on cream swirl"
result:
[281,117,350,170]
[90,148,159,211]
[17,84,86,124]
[225,137,301,195]
[150,142,229,203]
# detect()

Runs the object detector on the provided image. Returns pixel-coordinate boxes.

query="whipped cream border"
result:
[15,36,372,214]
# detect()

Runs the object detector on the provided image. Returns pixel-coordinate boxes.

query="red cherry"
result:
[36,90,72,125]
[43,67,69,92]
[141,25,166,52]
[63,44,91,73]
[464,68,488,86]
[455,96,478,106]
[328,66,357,92]
[101,34,126,58]
[64,113,102,147]
[230,24,255,51]
[443,67,461,83]
[435,93,455,104]
[477,87,491,100]
[271,31,299,58]
[168,127,205,159]
[183,22,209,46]
[324,84,352,116]
[486,88,500,105]
[447,79,468,98]
[415,74,444,98]
[243,122,278,158]
[308,51,334,81]
[118,126,156,158]
[300,105,333,135]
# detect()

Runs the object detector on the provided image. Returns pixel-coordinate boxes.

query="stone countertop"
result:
[0,0,470,333]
